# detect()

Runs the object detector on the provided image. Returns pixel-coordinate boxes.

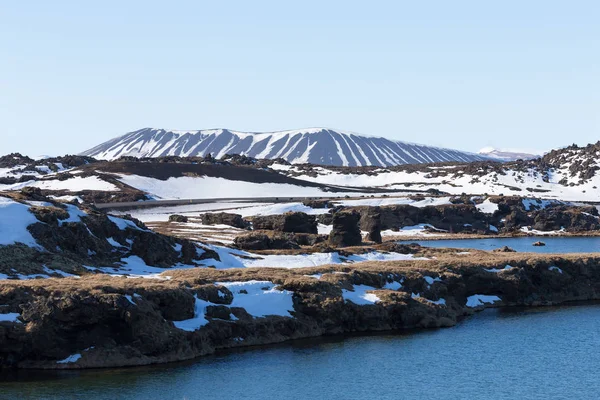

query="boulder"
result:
[252,212,317,234]
[329,211,362,247]
[233,233,300,250]
[532,241,546,247]
[168,214,188,223]
[200,212,249,229]
[233,233,271,250]
[363,207,382,244]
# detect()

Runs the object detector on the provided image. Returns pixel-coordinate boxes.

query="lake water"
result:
[3,304,600,399]
[399,236,600,253]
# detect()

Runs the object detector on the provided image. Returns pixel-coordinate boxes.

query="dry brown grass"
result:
[2,250,597,293]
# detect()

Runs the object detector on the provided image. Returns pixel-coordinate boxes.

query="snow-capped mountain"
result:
[478,147,540,162]
[81,128,488,167]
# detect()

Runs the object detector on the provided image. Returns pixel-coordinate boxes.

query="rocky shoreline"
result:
[2,251,600,369]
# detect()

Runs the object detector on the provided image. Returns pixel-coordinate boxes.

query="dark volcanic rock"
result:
[3,253,600,369]
[531,206,600,232]
[493,246,517,253]
[329,211,362,247]
[233,233,301,250]
[233,233,271,250]
[363,207,382,243]
[356,204,492,235]
[268,234,301,250]
[252,212,317,234]
[316,213,334,226]
[200,213,249,229]
[168,214,188,223]
[302,199,332,209]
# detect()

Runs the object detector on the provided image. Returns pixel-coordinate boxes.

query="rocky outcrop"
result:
[531,206,600,232]
[349,200,600,236]
[233,233,273,250]
[2,253,600,369]
[363,207,382,243]
[251,212,317,234]
[329,211,362,247]
[0,195,218,278]
[200,213,249,229]
[233,232,326,250]
[355,204,491,235]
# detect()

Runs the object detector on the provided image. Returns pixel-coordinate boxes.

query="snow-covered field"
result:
[12,176,119,192]
[116,175,333,200]
[336,196,452,208]
[270,161,600,202]
[0,195,426,280]
[117,202,269,222]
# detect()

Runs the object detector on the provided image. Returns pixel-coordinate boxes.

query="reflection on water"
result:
[399,236,600,253]
[3,304,600,400]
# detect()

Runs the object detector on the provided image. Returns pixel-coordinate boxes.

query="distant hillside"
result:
[478,147,540,162]
[81,127,488,167]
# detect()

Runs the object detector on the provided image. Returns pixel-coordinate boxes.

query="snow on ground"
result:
[281,164,600,202]
[119,202,268,222]
[466,294,501,307]
[381,224,447,238]
[520,227,566,236]
[383,280,403,290]
[0,266,78,280]
[238,251,422,269]
[6,176,118,192]
[342,284,381,305]
[317,223,333,235]
[484,265,514,273]
[108,216,146,231]
[173,296,212,331]
[548,266,563,274]
[59,204,87,224]
[116,175,333,200]
[49,195,84,203]
[411,293,446,305]
[217,281,295,317]
[334,196,453,208]
[423,276,441,285]
[0,197,40,247]
[522,199,556,211]
[56,353,82,364]
[87,255,193,276]
[476,199,499,214]
[232,202,331,217]
[84,244,423,276]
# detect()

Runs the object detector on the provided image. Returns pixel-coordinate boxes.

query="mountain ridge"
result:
[81,127,489,167]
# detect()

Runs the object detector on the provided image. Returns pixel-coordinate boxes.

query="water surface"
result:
[400,236,600,253]
[3,304,600,399]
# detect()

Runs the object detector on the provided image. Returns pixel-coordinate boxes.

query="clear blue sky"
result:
[1,1,598,156]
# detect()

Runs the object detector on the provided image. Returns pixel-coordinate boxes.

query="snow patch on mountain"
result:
[82,128,488,167]
[478,147,542,162]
